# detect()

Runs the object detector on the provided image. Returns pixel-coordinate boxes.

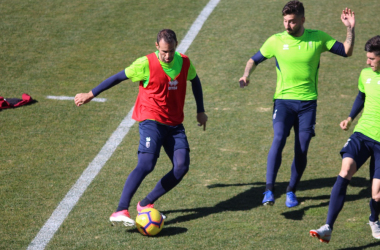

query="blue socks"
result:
[370,199,380,222]
[326,175,350,229]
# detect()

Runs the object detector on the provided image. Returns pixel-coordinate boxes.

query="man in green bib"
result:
[239,1,355,207]
[310,35,380,243]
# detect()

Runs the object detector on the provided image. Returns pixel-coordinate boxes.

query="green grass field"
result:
[1,0,380,249]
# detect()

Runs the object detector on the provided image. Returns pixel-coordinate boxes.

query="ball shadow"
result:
[125,226,187,237]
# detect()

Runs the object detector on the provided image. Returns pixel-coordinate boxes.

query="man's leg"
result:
[140,124,190,208]
[310,157,357,243]
[110,120,162,226]
[116,152,158,211]
[369,180,380,239]
[263,122,291,205]
[142,148,190,205]
[266,101,295,190]
[325,157,357,228]
[287,100,316,191]
[266,122,290,190]
[110,152,158,226]
[264,100,294,205]
[369,158,380,223]
[311,133,373,242]
[285,131,313,207]
[369,148,380,239]
[286,100,316,207]
[288,132,312,192]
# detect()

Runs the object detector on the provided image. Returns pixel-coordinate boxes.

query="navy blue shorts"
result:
[138,120,189,157]
[340,132,380,179]
[272,99,317,136]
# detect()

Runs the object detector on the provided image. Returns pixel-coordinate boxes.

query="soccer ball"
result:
[136,208,164,236]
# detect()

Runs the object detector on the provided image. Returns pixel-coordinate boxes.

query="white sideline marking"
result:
[46,95,107,102]
[176,0,220,54]
[28,0,220,249]
[27,108,135,250]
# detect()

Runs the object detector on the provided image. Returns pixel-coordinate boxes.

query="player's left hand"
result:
[341,8,355,29]
[197,112,208,131]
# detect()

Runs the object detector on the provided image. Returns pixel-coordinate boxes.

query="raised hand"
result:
[341,8,355,29]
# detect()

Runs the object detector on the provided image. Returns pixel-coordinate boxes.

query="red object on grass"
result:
[0,93,34,109]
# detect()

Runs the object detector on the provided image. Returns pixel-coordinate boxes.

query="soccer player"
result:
[310,35,380,243]
[74,29,208,226]
[239,1,355,207]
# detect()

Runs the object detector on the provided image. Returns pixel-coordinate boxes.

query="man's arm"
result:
[340,8,355,57]
[329,41,347,57]
[74,70,128,106]
[190,75,208,131]
[239,51,267,87]
[92,70,128,96]
[340,90,365,130]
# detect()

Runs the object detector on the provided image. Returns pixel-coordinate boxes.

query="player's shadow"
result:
[162,177,369,225]
[126,226,187,237]
[337,241,380,250]
[161,181,267,226]
[281,176,370,220]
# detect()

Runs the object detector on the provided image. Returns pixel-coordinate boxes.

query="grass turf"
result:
[1,0,380,249]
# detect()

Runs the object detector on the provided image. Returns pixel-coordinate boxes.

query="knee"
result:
[372,188,380,202]
[173,158,189,177]
[136,153,157,173]
[371,179,380,202]
[174,165,189,179]
[338,168,355,179]
[135,162,155,174]
[339,158,357,180]
[297,132,312,153]
[294,146,308,157]
[272,133,287,146]
[372,195,380,202]
[173,151,190,178]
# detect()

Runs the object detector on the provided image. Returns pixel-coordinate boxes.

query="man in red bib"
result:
[75,29,207,227]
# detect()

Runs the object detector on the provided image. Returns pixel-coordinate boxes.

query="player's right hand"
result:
[239,77,249,88]
[340,117,352,131]
[74,92,94,107]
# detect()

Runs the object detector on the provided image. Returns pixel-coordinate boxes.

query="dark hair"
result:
[157,29,178,45]
[365,35,380,56]
[282,1,304,17]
